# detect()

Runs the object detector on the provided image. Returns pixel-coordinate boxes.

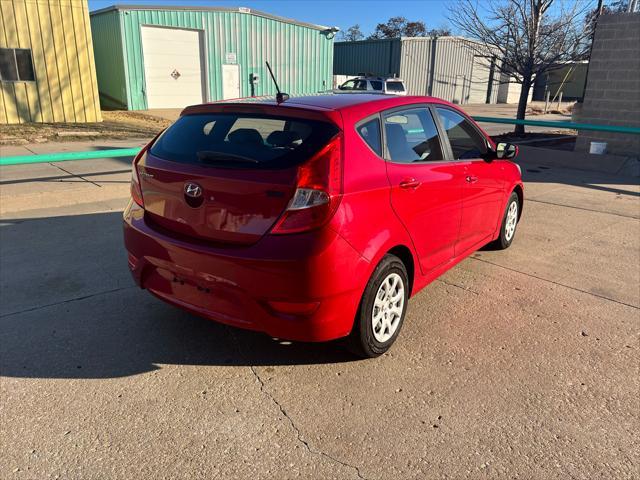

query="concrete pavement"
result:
[1,149,639,479]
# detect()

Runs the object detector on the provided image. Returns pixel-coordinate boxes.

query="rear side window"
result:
[370,80,383,91]
[150,114,338,169]
[386,81,405,92]
[436,108,488,159]
[357,117,382,156]
[383,107,444,163]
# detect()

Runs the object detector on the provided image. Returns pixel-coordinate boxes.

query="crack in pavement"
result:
[436,278,480,295]
[470,256,639,310]
[248,365,369,480]
[0,286,135,318]
[225,327,368,479]
[50,162,102,188]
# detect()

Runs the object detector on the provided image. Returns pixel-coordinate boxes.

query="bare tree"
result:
[339,24,365,42]
[447,0,590,133]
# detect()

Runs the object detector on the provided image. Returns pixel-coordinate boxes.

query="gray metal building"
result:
[334,37,502,104]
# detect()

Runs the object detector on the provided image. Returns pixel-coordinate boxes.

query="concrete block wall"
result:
[574,13,640,157]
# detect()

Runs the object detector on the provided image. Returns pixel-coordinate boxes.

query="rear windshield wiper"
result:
[196,151,259,164]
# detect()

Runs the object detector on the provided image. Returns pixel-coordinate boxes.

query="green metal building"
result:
[90,5,337,110]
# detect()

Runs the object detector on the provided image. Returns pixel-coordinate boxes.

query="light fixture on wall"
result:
[322,26,340,39]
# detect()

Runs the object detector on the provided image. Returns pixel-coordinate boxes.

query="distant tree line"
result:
[338,17,451,42]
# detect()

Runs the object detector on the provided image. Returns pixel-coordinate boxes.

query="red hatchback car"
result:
[124,94,523,357]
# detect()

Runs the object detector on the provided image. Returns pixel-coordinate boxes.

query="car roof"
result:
[182,93,458,124]
[258,93,446,111]
[347,76,405,81]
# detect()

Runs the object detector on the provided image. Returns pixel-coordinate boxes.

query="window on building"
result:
[0,48,35,82]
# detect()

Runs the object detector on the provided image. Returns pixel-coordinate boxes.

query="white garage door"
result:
[141,26,205,109]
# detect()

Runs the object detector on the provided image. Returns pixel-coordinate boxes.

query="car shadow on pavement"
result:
[0,211,357,380]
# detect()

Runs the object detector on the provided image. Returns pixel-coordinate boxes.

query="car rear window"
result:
[149,113,339,169]
[386,81,405,92]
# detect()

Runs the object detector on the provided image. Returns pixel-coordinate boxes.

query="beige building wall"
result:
[0,0,101,123]
[574,13,640,157]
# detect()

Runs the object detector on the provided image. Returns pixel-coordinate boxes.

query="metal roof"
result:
[90,4,333,31]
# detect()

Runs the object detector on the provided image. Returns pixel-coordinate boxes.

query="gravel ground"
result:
[0,111,171,146]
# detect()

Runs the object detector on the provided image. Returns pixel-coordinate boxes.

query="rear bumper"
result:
[123,201,370,342]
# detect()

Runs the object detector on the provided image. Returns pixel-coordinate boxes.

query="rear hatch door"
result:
[138,109,339,246]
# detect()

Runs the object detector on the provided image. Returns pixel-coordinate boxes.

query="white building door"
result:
[222,64,240,100]
[141,26,205,109]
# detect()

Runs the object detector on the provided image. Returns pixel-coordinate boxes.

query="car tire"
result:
[493,191,520,250]
[347,254,409,358]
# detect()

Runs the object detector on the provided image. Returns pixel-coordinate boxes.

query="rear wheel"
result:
[347,254,409,358]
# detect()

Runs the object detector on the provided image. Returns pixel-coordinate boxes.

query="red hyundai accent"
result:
[124,94,523,357]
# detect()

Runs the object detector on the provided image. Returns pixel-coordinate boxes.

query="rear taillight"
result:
[271,134,343,235]
[130,153,144,207]
[130,133,162,207]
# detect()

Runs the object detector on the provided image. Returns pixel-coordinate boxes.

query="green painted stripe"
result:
[1,117,638,166]
[0,148,141,166]
[471,116,640,135]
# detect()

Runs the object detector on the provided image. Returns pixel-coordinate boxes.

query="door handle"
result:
[399,178,421,189]
[466,175,478,183]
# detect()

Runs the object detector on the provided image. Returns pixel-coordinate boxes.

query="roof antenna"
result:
[265,61,289,104]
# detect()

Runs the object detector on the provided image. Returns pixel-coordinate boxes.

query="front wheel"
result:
[347,254,409,358]
[493,192,520,250]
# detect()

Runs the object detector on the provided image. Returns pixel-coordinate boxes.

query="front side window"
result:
[0,48,35,82]
[436,108,488,160]
[357,117,382,156]
[340,79,367,91]
[383,107,444,163]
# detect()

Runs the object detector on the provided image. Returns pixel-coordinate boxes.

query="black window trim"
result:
[379,103,452,165]
[356,103,494,166]
[0,47,36,83]
[354,112,384,158]
[431,105,492,162]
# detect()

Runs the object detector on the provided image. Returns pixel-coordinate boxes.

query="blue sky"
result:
[87,0,452,36]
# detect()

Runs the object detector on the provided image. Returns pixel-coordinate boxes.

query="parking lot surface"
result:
[1,149,639,479]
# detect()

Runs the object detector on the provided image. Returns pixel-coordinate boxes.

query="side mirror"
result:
[495,142,518,160]
[338,85,345,90]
